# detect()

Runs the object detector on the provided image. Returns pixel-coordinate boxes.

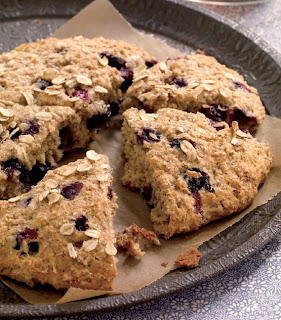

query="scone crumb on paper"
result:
[116,224,161,257]
[161,262,168,267]
[175,247,201,268]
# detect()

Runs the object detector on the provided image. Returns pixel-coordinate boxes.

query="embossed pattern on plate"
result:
[0,0,280,317]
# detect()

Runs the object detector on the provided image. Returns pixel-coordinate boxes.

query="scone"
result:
[0,152,118,290]
[0,36,156,129]
[121,108,273,239]
[122,54,265,131]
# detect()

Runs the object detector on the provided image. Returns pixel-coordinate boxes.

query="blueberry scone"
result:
[0,152,118,290]
[121,108,273,239]
[0,36,156,129]
[122,54,265,131]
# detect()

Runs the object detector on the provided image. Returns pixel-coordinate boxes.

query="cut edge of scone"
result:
[121,108,273,239]
[0,151,118,291]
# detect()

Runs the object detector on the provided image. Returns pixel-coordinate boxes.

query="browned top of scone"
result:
[122,54,265,131]
[0,153,117,290]
[0,36,155,118]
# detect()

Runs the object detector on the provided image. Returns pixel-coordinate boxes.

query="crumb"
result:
[34,19,40,23]
[175,247,201,268]
[161,262,168,267]
[116,224,161,257]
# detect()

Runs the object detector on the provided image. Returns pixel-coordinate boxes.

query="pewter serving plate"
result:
[0,0,281,318]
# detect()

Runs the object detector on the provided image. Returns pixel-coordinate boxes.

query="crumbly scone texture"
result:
[116,224,160,257]
[122,54,265,131]
[0,152,118,291]
[0,102,89,199]
[175,247,201,268]
[0,36,155,124]
[121,108,273,239]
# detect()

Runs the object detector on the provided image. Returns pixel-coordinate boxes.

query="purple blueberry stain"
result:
[137,127,161,145]
[11,119,40,140]
[107,186,113,200]
[24,197,32,208]
[37,79,52,90]
[184,168,214,214]
[120,67,134,92]
[75,215,89,231]
[14,227,38,250]
[170,139,196,149]
[201,105,258,130]
[72,88,88,100]
[61,182,84,200]
[2,159,55,190]
[170,78,188,88]
[145,60,158,68]
[233,81,254,94]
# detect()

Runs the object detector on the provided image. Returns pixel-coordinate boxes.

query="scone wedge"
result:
[122,108,273,239]
[0,152,117,290]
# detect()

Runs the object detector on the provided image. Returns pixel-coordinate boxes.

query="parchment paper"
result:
[3,0,281,305]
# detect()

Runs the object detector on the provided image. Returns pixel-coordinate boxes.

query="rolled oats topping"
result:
[60,223,74,236]
[82,239,98,252]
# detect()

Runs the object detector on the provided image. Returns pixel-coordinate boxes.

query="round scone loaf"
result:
[0,152,118,290]
[121,108,273,239]
[122,53,265,131]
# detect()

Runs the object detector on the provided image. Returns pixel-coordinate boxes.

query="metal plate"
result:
[0,0,281,317]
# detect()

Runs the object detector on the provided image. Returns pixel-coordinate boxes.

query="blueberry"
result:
[10,119,40,140]
[145,60,158,68]
[14,227,38,250]
[37,79,52,90]
[24,197,32,208]
[120,67,134,92]
[184,168,214,214]
[75,215,88,231]
[28,242,39,254]
[100,51,125,70]
[185,168,214,194]
[170,78,188,88]
[170,139,196,149]
[61,182,84,200]
[137,127,161,145]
